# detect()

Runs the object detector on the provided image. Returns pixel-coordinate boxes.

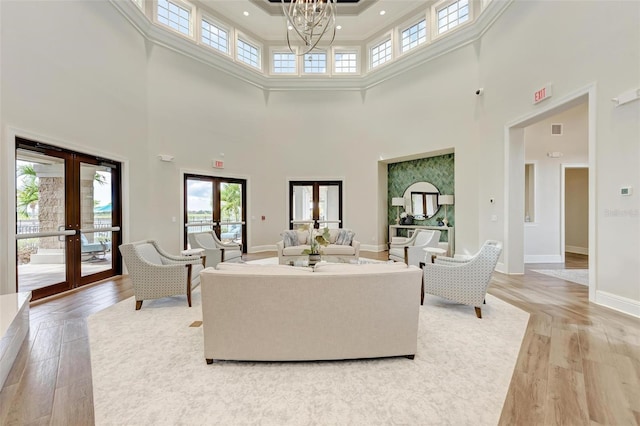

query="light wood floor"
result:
[1,252,638,425]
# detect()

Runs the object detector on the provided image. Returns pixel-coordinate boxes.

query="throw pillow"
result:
[335,229,355,245]
[281,230,299,248]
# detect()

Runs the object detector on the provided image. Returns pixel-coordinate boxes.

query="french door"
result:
[289,181,343,230]
[15,138,122,300]
[184,174,247,252]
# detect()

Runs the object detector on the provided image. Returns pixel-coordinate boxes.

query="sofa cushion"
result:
[281,230,299,248]
[313,262,410,274]
[322,244,356,255]
[281,245,309,256]
[213,263,312,274]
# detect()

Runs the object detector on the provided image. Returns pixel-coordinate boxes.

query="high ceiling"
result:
[194,0,430,42]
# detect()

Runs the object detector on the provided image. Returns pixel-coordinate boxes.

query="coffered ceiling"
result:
[194,0,430,42]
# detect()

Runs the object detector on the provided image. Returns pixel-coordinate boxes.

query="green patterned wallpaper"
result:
[388,153,455,230]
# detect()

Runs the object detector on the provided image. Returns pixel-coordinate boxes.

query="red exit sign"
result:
[533,84,553,104]
[213,160,224,169]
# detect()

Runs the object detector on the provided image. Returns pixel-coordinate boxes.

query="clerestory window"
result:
[157,0,192,37]
[237,38,261,69]
[371,39,392,69]
[201,18,229,55]
[437,0,469,34]
[401,19,427,53]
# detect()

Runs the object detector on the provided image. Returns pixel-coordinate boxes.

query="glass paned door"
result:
[184,175,247,251]
[289,181,342,230]
[79,162,119,278]
[16,151,71,295]
[15,138,122,300]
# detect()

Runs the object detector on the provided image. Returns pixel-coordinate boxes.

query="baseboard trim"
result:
[360,244,387,252]
[524,255,562,263]
[565,245,588,255]
[248,245,276,253]
[595,290,640,318]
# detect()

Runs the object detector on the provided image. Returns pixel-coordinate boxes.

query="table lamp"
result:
[392,197,405,224]
[438,195,454,226]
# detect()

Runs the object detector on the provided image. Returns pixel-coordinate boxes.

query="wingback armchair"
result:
[388,229,441,266]
[119,240,205,310]
[422,240,502,318]
[188,231,242,263]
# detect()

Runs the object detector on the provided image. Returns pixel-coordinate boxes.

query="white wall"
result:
[1,0,638,315]
[0,0,148,294]
[523,103,588,263]
[479,0,639,308]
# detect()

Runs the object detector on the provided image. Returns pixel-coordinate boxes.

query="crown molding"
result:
[109,0,513,92]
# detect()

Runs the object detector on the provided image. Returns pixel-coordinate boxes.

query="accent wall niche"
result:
[387,153,455,231]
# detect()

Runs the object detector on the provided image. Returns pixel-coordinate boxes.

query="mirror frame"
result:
[403,182,441,220]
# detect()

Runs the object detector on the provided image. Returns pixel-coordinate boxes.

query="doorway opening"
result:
[505,84,595,301]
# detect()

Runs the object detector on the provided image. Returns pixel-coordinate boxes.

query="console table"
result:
[389,225,455,256]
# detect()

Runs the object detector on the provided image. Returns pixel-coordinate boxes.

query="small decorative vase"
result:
[308,253,321,266]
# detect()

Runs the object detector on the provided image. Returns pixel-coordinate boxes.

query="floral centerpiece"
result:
[301,224,330,264]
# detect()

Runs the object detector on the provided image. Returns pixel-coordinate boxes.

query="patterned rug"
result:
[531,269,589,286]
[88,276,529,425]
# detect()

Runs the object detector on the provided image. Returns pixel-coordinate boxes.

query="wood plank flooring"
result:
[1,252,639,425]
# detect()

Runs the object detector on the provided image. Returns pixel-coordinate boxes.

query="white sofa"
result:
[200,262,422,363]
[276,228,360,264]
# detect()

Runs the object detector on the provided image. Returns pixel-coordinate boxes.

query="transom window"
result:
[237,39,260,69]
[304,52,327,73]
[157,0,191,36]
[401,19,427,53]
[437,0,469,34]
[201,19,228,54]
[273,52,296,73]
[371,39,392,69]
[334,52,357,73]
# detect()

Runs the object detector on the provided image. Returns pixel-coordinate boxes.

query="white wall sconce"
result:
[158,154,174,162]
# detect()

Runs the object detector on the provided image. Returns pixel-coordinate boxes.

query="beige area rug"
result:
[88,264,529,425]
[531,268,589,286]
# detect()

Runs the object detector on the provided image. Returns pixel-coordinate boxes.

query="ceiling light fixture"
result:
[336,25,342,30]
[379,10,386,15]
[282,0,336,55]
[243,11,249,16]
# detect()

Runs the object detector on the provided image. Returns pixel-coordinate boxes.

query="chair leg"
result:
[474,307,482,318]
[421,282,424,305]
[187,264,193,307]
[135,300,143,310]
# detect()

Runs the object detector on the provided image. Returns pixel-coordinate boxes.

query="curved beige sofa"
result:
[200,262,422,363]
[276,228,360,264]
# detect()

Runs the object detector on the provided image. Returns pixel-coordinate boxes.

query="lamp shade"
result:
[438,195,454,205]
[391,197,405,207]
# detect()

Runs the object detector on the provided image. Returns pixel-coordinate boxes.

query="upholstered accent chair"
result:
[422,240,502,318]
[388,229,441,266]
[187,232,223,268]
[119,240,205,310]
[188,231,243,263]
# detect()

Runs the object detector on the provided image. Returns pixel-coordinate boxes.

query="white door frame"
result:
[504,82,596,302]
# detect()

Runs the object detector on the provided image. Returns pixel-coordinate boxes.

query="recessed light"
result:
[379,10,386,16]
[336,25,342,30]
[243,11,249,16]
[288,25,293,30]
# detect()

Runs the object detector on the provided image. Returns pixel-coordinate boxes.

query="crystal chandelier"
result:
[282,0,337,55]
